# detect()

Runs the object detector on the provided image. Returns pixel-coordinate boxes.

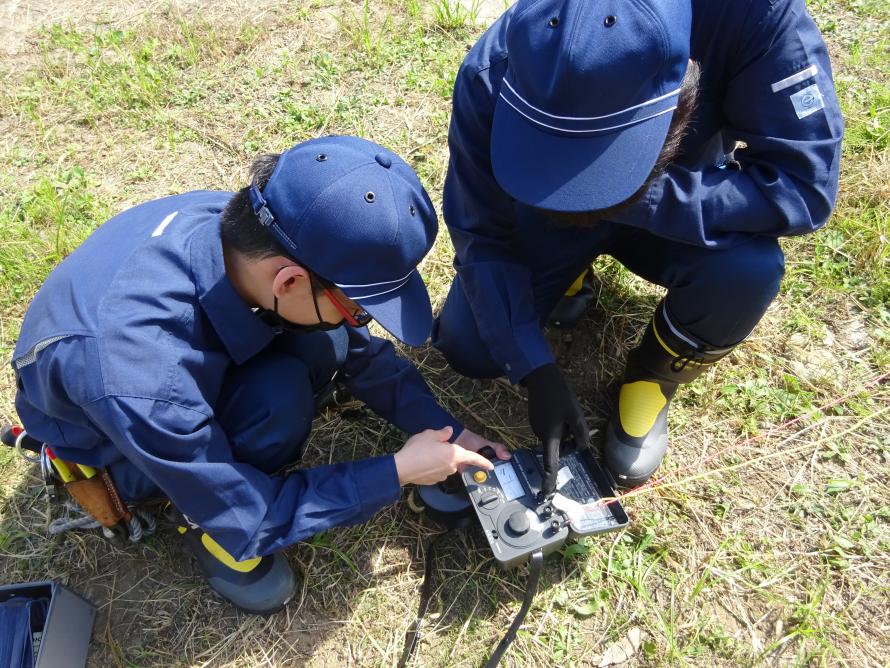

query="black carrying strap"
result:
[399,529,452,668]
[484,549,544,668]
[399,530,545,668]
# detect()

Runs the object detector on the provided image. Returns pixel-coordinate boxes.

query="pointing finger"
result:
[456,446,495,471]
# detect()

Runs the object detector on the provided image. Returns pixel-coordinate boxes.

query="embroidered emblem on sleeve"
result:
[790,84,825,119]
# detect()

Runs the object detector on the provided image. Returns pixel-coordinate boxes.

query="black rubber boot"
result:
[549,268,595,329]
[174,512,297,615]
[604,301,735,487]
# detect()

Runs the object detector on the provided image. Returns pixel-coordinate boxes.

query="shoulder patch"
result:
[790,84,824,119]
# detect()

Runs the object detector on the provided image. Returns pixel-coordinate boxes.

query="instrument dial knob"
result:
[506,511,530,536]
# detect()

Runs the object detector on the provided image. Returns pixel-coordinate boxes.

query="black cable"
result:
[399,536,546,668]
[483,549,545,668]
[398,529,454,668]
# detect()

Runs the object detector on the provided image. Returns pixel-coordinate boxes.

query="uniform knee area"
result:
[432,318,501,379]
[712,237,785,306]
[260,355,315,446]
[221,353,315,473]
[667,237,786,347]
[432,280,503,380]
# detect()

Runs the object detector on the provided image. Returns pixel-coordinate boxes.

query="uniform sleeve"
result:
[82,394,400,560]
[341,327,463,437]
[619,0,843,248]
[444,61,555,383]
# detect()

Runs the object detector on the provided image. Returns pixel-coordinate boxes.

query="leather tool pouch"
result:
[64,470,131,528]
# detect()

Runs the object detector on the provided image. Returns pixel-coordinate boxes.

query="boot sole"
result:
[613,472,652,489]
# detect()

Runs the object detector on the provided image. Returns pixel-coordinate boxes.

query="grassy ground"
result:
[0,0,888,666]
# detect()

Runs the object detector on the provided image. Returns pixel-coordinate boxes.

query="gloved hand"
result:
[524,363,589,496]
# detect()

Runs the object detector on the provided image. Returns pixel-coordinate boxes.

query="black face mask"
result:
[257,294,342,335]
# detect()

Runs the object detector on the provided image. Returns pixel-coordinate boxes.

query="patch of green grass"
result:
[432,0,481,30]
[801,5,890,348]
[813,0,890,20]
[760,572,849,665]
[336,0,394,70]
[837,75,890,154]
[717,371,817,433]
[403,34,465,99]
[0,164,108,353]
[10,19,258,132]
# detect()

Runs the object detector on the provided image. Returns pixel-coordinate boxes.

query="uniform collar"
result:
[191,218,276,364]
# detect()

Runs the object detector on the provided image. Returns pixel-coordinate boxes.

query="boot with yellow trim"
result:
[604,301,735,488]
[549,268,595,329]
[173,510,297,615]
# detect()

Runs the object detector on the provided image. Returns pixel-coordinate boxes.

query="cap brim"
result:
[340,272,432,346]
[490,97,674,212]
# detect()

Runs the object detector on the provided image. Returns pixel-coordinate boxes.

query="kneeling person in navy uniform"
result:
[433,0,843,490]
[13,136,508,614]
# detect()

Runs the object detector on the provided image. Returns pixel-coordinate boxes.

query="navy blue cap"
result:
[491,0,692,212]
[248,136,437,346]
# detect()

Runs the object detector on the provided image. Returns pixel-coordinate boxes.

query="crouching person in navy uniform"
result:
[432,0,843,491]
[12,136,509,614]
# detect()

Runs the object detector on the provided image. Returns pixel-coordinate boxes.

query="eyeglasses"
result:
[297,268,373,330]
[323,287,373,327]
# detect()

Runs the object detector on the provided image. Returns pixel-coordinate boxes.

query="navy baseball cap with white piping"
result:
[247,136,438,346]
[491,0,692,212]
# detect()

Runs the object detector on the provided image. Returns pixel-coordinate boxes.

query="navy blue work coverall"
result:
[432,0,844,382]
[12,191,463,560]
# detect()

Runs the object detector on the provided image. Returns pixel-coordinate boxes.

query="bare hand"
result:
[393,426,495,486]
[454,428,512,461]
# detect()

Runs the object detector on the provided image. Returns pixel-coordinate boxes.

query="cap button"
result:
[375,153,392,169]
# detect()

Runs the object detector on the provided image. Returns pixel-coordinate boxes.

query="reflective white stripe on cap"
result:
[499,93,677,135]
[498,76,681,136]
[335,268,415,289]
[502,79,682,121]
[343,274,413,300]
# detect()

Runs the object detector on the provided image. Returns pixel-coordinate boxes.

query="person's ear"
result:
[271,263,310,299]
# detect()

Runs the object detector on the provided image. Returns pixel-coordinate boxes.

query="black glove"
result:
[524,363,589,496]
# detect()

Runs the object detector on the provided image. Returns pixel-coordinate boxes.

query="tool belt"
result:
[1,425,138,537]
[60,469,131,528]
